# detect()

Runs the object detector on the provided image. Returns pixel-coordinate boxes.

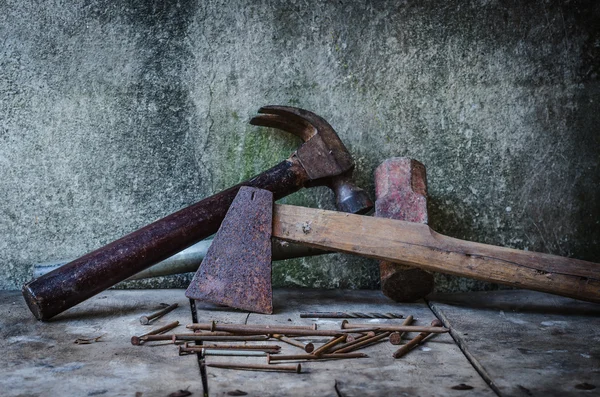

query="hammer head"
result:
[185,187,274,314]
[250,106,373,215]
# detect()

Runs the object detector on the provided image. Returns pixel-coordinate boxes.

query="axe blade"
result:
[185,187,273,314]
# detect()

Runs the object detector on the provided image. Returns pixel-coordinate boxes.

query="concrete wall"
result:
[1,0,598,292]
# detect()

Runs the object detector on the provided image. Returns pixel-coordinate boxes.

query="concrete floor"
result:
[2,289,599,396]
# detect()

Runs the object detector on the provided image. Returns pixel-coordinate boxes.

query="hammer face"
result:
[185,187,274,314]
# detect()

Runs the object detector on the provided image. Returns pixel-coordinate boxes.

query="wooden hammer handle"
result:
[273,204,600,304]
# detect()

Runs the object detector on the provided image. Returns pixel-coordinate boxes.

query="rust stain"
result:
[185,187,274,314]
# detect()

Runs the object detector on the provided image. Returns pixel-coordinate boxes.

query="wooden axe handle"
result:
[273,204,600,304]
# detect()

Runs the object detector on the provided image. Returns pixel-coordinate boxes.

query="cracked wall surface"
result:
[1,0,598,292]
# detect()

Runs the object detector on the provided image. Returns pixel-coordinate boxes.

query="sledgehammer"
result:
[273,204,600,304]
[375,158,434,302]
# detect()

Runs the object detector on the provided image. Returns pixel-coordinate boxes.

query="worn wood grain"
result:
[429,290,600,397]
[272,204,600,303]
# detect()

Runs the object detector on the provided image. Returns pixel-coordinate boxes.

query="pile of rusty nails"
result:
[131,307,448,373]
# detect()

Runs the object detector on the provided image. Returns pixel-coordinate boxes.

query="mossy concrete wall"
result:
[1,0,598,292]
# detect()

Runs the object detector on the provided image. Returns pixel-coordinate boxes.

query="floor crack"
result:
[334,379,345,397]
[427,299,502,397]
[189,298,209,397]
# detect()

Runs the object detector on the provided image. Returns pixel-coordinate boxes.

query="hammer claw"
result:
[249,114,316,142]
[256,105,331,136]
[256,106,355,183]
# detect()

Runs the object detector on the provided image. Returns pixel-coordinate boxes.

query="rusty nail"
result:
[176,334,270,342]
[192,331,236,336]
[267,352,367,363]
[140,334,269,343]
[139,303,178,325]
[268,323,318,331]
[390,315,414,345]
[393,319,443,359]
[131,321,180,345]
[180,344,280,354]
[196,323,347,337]
[182,348,268,357]
[187,322,316,331]
[340,321,445,333]
[206,362,301,373]
[336,315,414,353]
[137,333,208,343]
[272,333,315,353]
[184,342,281,351]
[312,334,347,357]
[335,332,391,353]
[329,331,376,353]
[339,327,381,333]
[345,330,375,343]
[139,334,176,342]
[389,332,402,345]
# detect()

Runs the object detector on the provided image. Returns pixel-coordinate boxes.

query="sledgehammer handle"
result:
[273,204,600,304]
[23,160,308,321]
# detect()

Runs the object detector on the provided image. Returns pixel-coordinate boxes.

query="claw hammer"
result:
[22,106,372,321]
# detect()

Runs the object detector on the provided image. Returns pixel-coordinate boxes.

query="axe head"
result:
[185,187,274,314]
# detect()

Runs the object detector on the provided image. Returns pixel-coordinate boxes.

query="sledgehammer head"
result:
[185,187,274,314]
[250,106,373,215]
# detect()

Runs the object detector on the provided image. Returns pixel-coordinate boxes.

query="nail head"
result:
[304,342,315,353]
[389,332,402,345]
